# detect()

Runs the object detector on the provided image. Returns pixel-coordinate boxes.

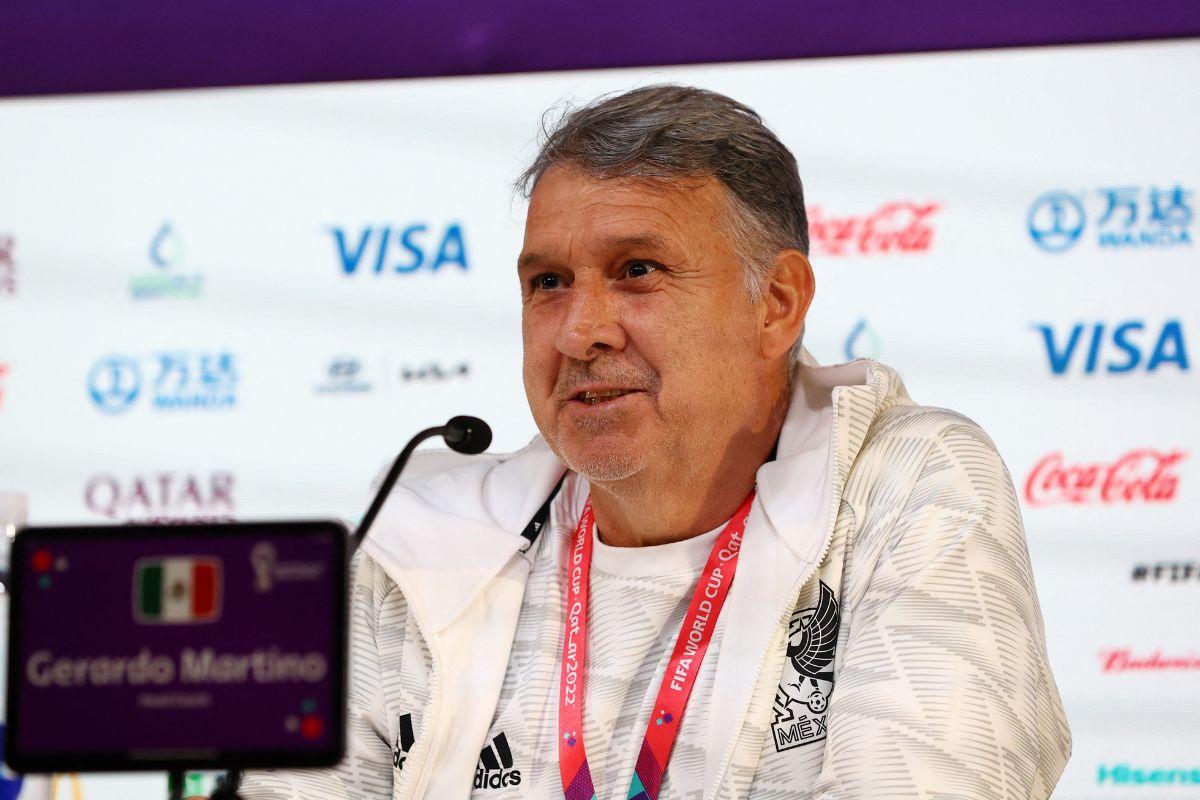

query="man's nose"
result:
[555,282,627,360]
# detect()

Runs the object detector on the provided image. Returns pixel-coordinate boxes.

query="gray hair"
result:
[516,84,809,361]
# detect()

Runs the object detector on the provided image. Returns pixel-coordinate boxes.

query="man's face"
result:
[519,164,779,485]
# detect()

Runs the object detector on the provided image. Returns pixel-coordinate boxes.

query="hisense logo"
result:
[474,731,521,789]
[1097,763,1200,785]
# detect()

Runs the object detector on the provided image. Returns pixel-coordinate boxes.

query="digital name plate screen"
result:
[5,521,347,772]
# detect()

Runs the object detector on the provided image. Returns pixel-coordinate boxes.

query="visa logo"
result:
[1034,319,1190,375]
[331,223,468,275]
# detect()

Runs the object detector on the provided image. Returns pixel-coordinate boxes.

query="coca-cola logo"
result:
[1024,449,1187,507]
[807,201,940,257]
[1099,648,1200,674]
[84,472,235,521]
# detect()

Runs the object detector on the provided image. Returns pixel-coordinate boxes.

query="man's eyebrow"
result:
[517,251,548,270]
[517,233,672,270]
[602,233,672,251]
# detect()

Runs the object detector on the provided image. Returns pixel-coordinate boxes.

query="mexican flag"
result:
[135,557,221,623]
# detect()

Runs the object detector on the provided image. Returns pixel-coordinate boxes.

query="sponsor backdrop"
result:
[0,37,1198,799]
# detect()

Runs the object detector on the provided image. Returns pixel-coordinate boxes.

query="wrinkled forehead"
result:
[520,165,735,260]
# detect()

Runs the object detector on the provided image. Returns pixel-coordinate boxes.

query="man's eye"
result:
[624,260,660,279]
[533,273,562,291]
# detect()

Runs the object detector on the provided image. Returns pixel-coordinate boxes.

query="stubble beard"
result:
[538,356,665,484]
[548,406,649,484]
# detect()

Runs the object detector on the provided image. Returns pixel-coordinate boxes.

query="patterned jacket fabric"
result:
[240,359,1072,799]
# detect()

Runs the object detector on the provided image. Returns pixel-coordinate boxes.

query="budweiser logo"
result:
[1023,449,1186,507]
[1100,648,1200,674]
[807,201,940,257]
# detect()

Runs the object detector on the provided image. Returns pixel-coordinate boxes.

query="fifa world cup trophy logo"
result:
[251,542,277,593]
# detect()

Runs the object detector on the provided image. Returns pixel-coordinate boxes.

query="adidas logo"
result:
[392,713,415,770]
[474,731,522,789]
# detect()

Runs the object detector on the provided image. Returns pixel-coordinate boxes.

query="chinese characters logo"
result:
[87,351,238,413]
[1028,186,1193,253]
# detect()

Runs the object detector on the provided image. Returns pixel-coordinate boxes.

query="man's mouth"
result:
[575,389,635,406]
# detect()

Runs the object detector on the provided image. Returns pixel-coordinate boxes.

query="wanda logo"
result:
[807,201,940,257]
[1024,449,1187,507]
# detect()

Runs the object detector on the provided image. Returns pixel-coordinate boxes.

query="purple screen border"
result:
[2,0,1199,98]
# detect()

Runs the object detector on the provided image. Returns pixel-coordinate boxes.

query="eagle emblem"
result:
[771,580,840,751]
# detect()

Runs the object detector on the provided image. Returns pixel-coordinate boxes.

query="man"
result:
[240,85,1071,799]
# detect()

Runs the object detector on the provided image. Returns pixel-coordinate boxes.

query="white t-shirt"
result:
[470,477,736,800]
[470,401,838,799]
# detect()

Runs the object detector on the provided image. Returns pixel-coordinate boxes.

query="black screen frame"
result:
[4,519,348,774]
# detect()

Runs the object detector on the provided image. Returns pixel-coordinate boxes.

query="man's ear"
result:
[760,248,814,360]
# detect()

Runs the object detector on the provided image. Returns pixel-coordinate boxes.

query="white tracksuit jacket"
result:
[241,358,1072,799]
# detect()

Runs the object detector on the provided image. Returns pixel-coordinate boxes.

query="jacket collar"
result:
[361,357,908,634]
[360,439,567,632]
[755,357,910,557]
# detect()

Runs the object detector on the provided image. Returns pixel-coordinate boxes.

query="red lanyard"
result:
[557,492,754,800]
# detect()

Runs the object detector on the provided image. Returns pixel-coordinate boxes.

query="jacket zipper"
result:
[388,569,443,800]
[706,389,844,800]
[390,507,556,797]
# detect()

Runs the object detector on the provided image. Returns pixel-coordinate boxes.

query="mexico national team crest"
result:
[771,581,840,752]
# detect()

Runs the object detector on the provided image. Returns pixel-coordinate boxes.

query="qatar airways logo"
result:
[85,472,235,521]
[807,201,940,257]
[1023,449,1186,507]
[1099,648,1200,674]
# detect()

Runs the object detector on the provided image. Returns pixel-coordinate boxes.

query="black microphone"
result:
[443,414,493,454]
[353,416,493,546]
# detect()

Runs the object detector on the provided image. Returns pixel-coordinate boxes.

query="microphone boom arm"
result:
[353,416,492,547]
[353,425,446,546]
